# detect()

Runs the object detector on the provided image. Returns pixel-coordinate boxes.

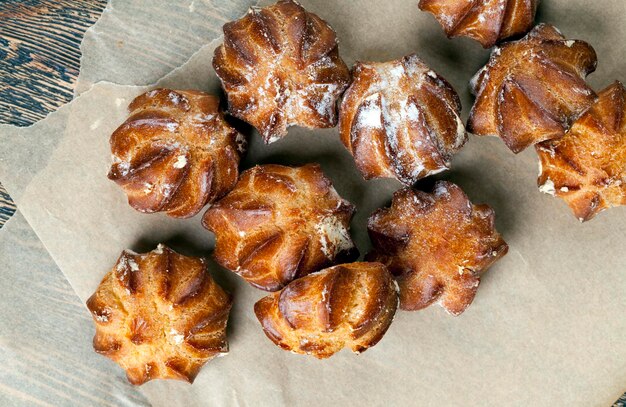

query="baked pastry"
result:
[339,54,467,185]
[213,0,350,144]
[108,88,245,218]
[468,24,598,153]
[86,244,232,385]
[419,0,539,48]
[537,82,626,222]
[254,262,398,358]
[367,181,508,315]
[202,164,358,291]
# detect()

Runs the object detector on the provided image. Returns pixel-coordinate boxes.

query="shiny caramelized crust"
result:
[468,24,598,153]
[537,82,626,222]
[254,262,398,358]
[213,0,351,143]
[108,89,245,218]
[202,164,358,291]
[367,182,508,315]
[339,54,467,185]
[86,245,232,385]
[419,0,539,48]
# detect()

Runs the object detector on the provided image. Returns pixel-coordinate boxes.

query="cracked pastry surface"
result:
[202,164,358,292]
[537,82,626,222]
[213,0,351,144]
[86,244,232,385]
[419,0,539,48]
[339,54,467,185]
[468,24,597,153]
[108,88,245,218]
[254,262,398,359]
[367,181,508,315]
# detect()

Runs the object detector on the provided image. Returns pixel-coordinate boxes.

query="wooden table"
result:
[0,0,107,227]
[0,1,624,405]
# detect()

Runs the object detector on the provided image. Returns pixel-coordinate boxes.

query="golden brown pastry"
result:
[213,0,351,144]
[254,262,398,358]
[108,89,245,218]
[339,54,467,185]
[419,0,539,48]
[367,181,508,315]
[202,164,358,291]
[468,24,597,153]
[86,244,232,385]
[537,82,626,222]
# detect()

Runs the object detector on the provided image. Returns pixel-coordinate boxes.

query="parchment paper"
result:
[1,0,626,405]
[75,0,259,95]
[0,211,149,406]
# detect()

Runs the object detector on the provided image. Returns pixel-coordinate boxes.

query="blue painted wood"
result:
[0,185,13,226]
[0,0,107,126]
[0,0,107,228]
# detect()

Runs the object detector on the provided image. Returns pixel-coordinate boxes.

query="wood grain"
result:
[0,184,15,228]
[0,211,149,406]
[0,0,107,125]
[0,0,107,228]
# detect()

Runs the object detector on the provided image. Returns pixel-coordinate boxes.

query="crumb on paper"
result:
[539,179,556,196]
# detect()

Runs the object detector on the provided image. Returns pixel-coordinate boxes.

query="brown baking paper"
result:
[1,0,626,405]
[75,0,260,95]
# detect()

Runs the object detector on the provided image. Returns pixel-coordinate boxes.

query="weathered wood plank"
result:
[0,211,148,406]
[0,0,107,126]
[0,183,16,227]
[0,0,107,228]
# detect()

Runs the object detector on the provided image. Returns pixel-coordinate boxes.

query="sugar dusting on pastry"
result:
[340,54,467,185]
[169,328,185,345]
[367,182,508,315]
[86,245,233,384]
[356,95,384,129]
[173,155,187,169]
[213,0,350,144]
[536,82,626,221]
[539,179,556,196]
[316,214,354,259]
[203,164,357,291]
[108,89,244,218]
[419,0,539,48]
[467,24,597,153]
[253,262,397,358]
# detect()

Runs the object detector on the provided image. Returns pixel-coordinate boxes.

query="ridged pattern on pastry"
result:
[254,262,398,358]
[419,0,539,48]
[537,82,626,222]
[339,54,467,185]
[468,24,598,153]
[202,164,358,291]
[213,0,351,144]
[86,244,232,385]
[367,181,508,315]
[108,89,245,218]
